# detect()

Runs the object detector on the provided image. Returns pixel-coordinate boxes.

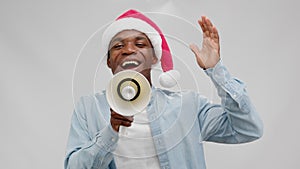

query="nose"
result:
[122,43,137,55]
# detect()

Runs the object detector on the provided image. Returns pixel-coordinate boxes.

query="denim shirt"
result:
[64,61,263,169]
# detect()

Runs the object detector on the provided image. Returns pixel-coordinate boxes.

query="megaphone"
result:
[106,70,151,116]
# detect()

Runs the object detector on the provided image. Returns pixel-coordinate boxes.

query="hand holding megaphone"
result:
[110,109,134,132]
[106,70,151,132]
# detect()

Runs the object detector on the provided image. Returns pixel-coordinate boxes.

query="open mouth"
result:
[121,60,140,69]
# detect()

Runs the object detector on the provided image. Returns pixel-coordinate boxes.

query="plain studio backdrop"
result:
[1,0,299,168]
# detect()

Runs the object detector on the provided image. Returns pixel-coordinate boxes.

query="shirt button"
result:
[150,115,156,121]
[156,138,161,145]
[160,154,168,161]
[232,93,237,99]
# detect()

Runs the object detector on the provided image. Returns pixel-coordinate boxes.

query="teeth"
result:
[122,61,139,67]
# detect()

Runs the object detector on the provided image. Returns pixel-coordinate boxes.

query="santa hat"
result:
[102,9,180,88]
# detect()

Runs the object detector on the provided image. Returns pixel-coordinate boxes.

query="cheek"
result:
[108,51,119,63]
[144,50,157,64]
[107,56,117,69]
[141,48,154,57]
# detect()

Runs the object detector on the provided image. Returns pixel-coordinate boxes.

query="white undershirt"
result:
[113,110,161,169]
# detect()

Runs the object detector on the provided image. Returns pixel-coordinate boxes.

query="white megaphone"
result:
[106,70,151,116]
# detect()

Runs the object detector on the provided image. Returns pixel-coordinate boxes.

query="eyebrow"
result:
[135,36,148,41]
[110,37,123,45]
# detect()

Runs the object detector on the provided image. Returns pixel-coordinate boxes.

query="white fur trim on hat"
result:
[158,69,180,88]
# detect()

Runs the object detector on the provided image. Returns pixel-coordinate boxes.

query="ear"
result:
[152,55,158,65]
[107,59,112,68]
[107,53,112,68]
[152,48,158,65]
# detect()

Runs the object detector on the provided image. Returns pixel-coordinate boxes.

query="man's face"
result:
[107,30,158,75]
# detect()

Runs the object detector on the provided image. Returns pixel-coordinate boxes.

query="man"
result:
[64,9,263,169]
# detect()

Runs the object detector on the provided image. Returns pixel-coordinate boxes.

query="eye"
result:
[136,42,146,48]
[112,44,124,49]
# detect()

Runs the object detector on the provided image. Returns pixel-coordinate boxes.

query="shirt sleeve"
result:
[64,96,119,169]
[199,60,263,143]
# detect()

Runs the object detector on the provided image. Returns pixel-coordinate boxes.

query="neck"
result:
[140,69,152,86]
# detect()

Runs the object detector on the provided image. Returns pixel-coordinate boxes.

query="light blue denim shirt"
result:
[64,61,263,169]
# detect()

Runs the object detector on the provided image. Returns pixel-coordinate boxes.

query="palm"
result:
[190,16,220,69]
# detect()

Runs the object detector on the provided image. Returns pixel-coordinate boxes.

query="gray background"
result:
[1,0,299,168]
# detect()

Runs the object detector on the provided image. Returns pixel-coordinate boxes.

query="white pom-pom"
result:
[159,70,180,88]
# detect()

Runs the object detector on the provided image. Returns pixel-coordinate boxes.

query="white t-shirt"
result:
[113,110,161,169]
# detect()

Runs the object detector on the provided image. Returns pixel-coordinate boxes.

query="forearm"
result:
[65,125,118,169]
[204,60,263,143]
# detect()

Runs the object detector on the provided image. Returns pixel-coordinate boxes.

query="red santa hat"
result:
[102,9,180,88]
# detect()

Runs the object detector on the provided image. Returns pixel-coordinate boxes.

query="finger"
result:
[198,19,208,38]
[204,20,220,46]
[189,43,206,69]
[202,25,210,38]
[199,16,206,29]
[202,16,211,31]
[205,22,214,36]
[205,30,210,38]
[204,16,214,28]
[211,26,220,43]
[111,118,132,127]
[200,20,210,38]
[111,109,134,122]
[189,43,200,56]
[110,118,132,132]
[200,17,212,31]
[203,17,218,39]
[210,29,217,40]
[111,113,134,123]
[200,16,209,33]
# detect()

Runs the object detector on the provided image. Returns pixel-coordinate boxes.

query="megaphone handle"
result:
[119,126,127,136]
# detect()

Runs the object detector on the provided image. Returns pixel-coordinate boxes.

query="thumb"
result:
[189,43,206,69]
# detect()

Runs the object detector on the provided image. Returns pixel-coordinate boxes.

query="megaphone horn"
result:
[117,78,141,101]
[106,70,151,116]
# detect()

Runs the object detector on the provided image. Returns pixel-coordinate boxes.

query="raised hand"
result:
[190,16,220,69]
